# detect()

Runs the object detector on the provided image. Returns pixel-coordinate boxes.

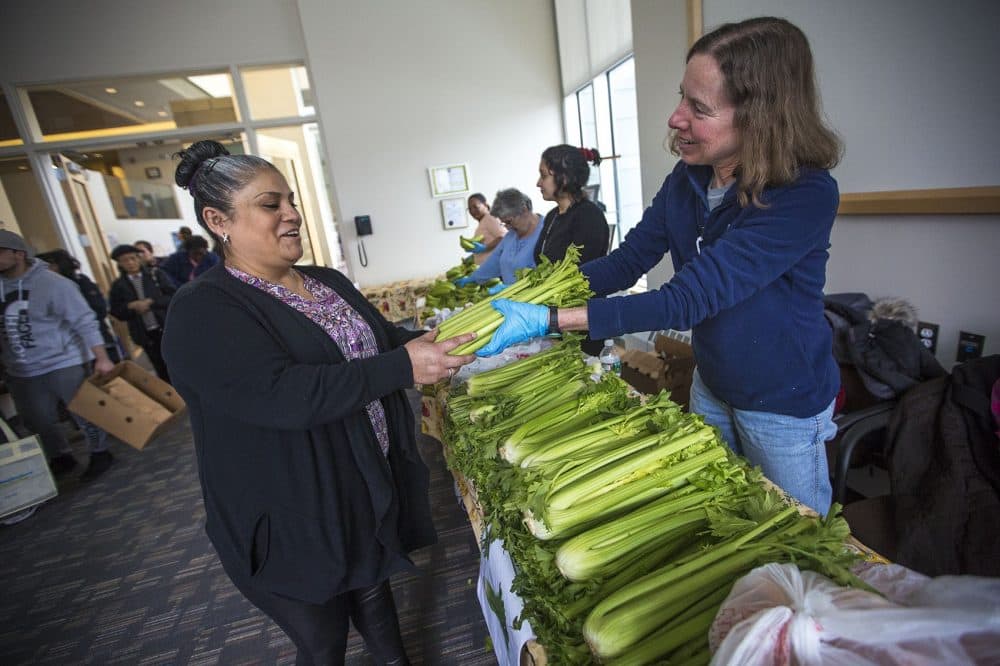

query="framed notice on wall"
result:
[428,163,469,198]
[440,197,469,230]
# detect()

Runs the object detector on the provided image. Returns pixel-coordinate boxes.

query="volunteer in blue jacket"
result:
[476,16,843,514]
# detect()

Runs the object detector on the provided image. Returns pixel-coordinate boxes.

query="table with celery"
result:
[424,335,873,665]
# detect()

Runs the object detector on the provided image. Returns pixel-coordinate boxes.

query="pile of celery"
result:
[441,336,865,665]
[423,255,499,315]
[436,245,593,355]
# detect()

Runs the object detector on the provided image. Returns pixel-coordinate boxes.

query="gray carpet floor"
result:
[0,390,495,665]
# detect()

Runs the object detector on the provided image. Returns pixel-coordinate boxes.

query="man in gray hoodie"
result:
[0,230,115,481]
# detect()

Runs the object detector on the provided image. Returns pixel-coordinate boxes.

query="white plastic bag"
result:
[709,562,1000,665]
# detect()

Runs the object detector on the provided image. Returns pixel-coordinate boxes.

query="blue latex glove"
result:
[470,241,488,253]
[476,299,549,357]
[486,281,507,295]
[453,276,476,287]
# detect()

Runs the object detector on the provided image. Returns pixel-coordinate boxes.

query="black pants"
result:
[141,328,170,383]
[229,575,409,666]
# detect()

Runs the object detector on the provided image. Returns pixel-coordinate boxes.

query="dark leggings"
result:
[232,577,409,666]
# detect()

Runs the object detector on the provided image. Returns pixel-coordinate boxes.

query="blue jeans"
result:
[689,370,835,515]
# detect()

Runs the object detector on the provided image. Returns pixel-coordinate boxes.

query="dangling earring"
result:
[222,232,231,244]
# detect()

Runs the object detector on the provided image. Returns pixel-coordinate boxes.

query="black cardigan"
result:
[162,263,431,604]
[534,198,609,265]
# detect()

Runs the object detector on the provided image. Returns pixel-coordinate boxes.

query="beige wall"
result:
[297,0,564,286]
[704,0,1000,364]
[630,0,689,291]
[0,1,306,83]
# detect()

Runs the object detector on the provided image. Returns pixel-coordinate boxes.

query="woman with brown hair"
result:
[477,17,843,515]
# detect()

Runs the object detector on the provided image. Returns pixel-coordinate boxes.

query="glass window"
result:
[608,58,642,239]
[256,124,343,270]
[563,94,581,147]
[564,57,644,276]
[0,157,59,253]
[577,85,598,149]
[0,93,22,147]
[53,134,245,222]
[24,71,240,142]
[242,65,314,120]
[591,73,617,229]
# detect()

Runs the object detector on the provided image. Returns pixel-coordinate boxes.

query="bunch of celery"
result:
[465,336,585,397]
[554,465,754,582]
[442,338,592,489]
[498,375,638,465]
[509,390,681,467]
[583,492,862,663]
[422,255,499,316]
[436,245,593,355]
[523,415,725,540]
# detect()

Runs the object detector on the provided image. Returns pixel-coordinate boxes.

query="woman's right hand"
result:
[403,329,477,384]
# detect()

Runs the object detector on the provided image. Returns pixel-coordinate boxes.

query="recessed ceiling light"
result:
[157,110,168,117]
[17,165,28,171]
[105,87,118,94]
[94,153,103,158]
[134,100,145,107]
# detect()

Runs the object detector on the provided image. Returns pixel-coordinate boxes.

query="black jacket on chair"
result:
[886,355,1000,577]
[108,267,176,347]
[162,263,433,604]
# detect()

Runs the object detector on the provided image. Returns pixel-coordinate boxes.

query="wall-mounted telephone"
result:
[354,215,372,267]
[354,215,373,236]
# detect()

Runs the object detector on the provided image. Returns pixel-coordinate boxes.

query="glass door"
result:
[56,154,116,293]
[256,132,321,266]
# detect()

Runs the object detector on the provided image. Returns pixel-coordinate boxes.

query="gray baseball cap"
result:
[0,229,34,259]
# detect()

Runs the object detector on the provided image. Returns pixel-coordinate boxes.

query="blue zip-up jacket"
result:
[582,161,839,417]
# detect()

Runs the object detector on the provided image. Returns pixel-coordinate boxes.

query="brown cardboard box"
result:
[620,334,695,407]
[68,361,186,450]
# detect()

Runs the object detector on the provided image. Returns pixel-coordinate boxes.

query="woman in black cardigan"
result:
[163,140,475,665]
[534,144,610,265]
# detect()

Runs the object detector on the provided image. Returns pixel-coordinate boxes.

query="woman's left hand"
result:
[404,329,477,384]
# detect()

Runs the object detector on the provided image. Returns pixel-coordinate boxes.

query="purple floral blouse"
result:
[227,266,390,456]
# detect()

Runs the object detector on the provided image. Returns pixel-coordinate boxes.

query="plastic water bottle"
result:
[599,339,621,376]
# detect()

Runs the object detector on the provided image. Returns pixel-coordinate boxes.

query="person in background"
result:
[475,17,843,515]
[108,244,176,382]
[535,144,609,265]
[164,139,476,664]
[466,192,507,265]
[177,226,193,245]
[160,234,219,285]
[133,240,162,269]
[0,230,115,481]
[454,188,543,288]
[36,248,121,363]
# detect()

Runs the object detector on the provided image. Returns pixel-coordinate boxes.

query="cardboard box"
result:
[0,421,57,520]
[68,361,186,450]
[620,334,695,407]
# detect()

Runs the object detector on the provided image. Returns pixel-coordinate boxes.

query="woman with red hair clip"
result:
[534,144,610,266]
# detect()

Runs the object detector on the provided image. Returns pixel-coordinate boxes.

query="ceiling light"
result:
[105,87,118,94]
[157,110,168,117]
[134,100,145,107]
[17,165,28,171]
[187,74,232,98]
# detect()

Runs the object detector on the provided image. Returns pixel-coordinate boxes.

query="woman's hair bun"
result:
[174,140,231,189]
